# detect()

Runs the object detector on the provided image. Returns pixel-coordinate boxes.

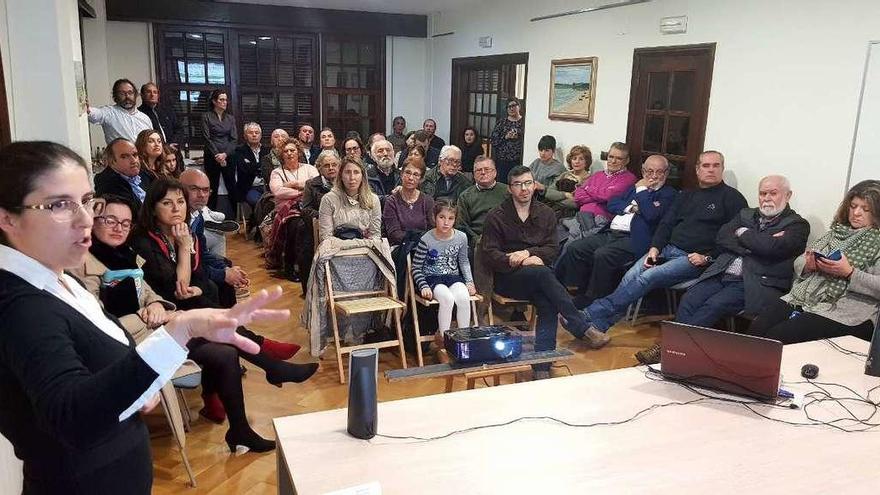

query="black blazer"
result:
[229,143,270,199]
[137,103,184,145]
[698,206,810,316]
[94,167,152,213]
[0,270,156,493]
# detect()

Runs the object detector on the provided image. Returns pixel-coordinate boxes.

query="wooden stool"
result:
[451,365,533,392]
[488,293,537,334]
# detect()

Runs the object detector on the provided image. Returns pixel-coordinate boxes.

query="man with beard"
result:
[423,118,445,150]
[366,139,400,206]
[635,175,809,364]
[88,78,153,143]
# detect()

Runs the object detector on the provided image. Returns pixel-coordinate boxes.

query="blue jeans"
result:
[675,274,745,328]
[585,245,704,332]
[245,186,264,207]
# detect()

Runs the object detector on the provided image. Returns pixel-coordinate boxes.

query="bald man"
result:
[556,154,678,306]
[636,175,810,364]
[180,169,250,307]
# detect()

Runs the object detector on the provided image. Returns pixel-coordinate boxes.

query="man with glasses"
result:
[366,139,400,206]
[456,156,508,251]
[556,155,678,306]
[420,145,473,203]
[87,78,153,144]
[481,165,593,380]
[574,142,637,220]
[578,150,748,349]
[180,169,249,307]
[94,138,153,212]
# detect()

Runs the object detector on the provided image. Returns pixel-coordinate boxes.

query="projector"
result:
[444,326,523,364]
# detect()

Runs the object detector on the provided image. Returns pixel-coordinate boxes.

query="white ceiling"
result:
[213,0,471,15]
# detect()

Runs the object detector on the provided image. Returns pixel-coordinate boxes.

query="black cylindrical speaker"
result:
[347,348,378,439]
[865,324,880,377]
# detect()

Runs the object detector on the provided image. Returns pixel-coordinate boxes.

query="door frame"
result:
[625,43,715,189]
[450,52,529,150]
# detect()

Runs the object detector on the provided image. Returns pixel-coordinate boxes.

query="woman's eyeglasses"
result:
[17,197,106,223]
[95,215,133,230]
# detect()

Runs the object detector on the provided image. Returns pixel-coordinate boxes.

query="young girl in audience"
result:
[411,200,476,344]
[160,145,181,178]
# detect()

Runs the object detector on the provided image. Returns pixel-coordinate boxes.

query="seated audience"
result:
[481,166,592,379]
[636,175,809,363]
[458,126,482,174]
[388,115,407,153]
[399,130,439,169]
[298,150,341,291]
[318,127,337,157]
[489,97,524,182]
[456,156,509,250]
[87,78,153,143]
[260,128,289,185]
[135,129,167,179]
[556,155,677,304]
[160,145,181,178]
[412,200,476,346]
[543,145,592,219]
[420,145,473,203]
[578,150,748,348]
[363,132,386,167]
[229,122,270,207]
[423,118,446,150]
[318,156,381,242]
[748,179,880,344]
[343,136,366,161]
[574,142,637,220]
[528,135,566,195]
[266,138,319,276]
[117,189,315,452]
[95,137,153,211]
[180,169,253,308]
[383,156,434,246]
[366,139,401,204]
[296,123,319,164]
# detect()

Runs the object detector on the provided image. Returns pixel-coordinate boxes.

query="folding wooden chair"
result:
[326,250,407,383]
[158,382,197,487]
[404,254,483,367]
[487,293,537,333]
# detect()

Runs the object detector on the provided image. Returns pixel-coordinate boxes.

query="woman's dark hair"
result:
[834,179,880,228]
[209,88,229,112]
[538,135,557,151]
[138,178,190,234]
[461,126,481,145]
[343,137,365,156]
[112,78,136,96]
[433,198,456,218]
[0,141,88,245]
[98,194,136,218]
[408,144,427,159]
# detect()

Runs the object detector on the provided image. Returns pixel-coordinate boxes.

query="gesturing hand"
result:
[165,286,290,354]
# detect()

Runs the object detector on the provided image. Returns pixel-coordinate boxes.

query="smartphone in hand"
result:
[814,250,842,262]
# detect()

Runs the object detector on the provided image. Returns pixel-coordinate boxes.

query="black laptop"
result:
[659,321,783,400]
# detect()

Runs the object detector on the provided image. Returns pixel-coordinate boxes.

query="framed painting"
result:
[548,57,598,122]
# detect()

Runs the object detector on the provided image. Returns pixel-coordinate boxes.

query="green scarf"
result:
[788,223,880,308]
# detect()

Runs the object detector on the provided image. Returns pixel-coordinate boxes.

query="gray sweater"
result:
[411,229,473,291]
[783,254,880,326]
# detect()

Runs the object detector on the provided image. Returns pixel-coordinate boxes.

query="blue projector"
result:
[444,326,523,364]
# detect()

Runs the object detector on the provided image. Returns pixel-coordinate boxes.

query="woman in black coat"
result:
[0,141,288,494]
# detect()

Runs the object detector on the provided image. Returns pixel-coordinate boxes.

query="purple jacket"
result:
[574,169,637,219]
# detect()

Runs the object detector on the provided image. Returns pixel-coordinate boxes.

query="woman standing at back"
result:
[201,88,238,210]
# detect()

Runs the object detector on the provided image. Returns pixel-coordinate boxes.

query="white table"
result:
[274,337,880,494]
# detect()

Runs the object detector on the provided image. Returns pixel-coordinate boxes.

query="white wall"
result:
[386,36,429,134]
[427,0,880,233]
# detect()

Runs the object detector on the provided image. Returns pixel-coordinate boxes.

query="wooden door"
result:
[626,44,715,189]
[451,53,528,155]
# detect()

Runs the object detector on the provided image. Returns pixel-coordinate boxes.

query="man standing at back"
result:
[577,150,749,348]
[88,78,153,144]
[137,82,185,152]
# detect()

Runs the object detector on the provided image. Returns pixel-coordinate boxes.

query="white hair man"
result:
[420,144,473,203]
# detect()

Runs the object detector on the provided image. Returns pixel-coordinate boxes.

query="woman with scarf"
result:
[317,155,382,243]
[265,137,319,278]
[749,180,880,343]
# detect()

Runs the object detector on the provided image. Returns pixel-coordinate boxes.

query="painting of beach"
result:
[549,57,598,122]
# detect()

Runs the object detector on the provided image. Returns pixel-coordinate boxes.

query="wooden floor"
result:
[150,234,662,494]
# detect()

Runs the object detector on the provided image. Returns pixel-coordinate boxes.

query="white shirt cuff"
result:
[635,185,648,193]
[119,326,189,421]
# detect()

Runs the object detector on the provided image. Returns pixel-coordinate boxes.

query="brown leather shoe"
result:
[581,326,611,349]
[635,342,662,365]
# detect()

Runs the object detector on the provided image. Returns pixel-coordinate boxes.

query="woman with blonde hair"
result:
[317,155,381,242]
